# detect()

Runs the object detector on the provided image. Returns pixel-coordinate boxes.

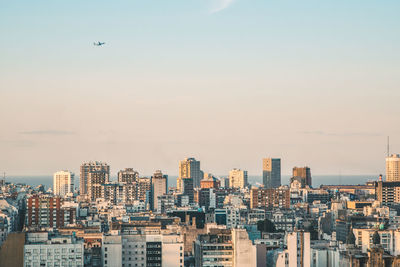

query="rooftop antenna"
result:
[387,136,390,157]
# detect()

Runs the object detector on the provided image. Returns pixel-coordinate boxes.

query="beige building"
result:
[276,231,310,267]
[229,168,248,189]
[80,161,110,195]
[353,228,400,256]
[53,170,74,196]
[177,158,202,192]
[152,170,168,211]
[387,154,400,181]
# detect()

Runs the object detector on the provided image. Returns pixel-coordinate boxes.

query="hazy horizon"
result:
[1,0,399,176]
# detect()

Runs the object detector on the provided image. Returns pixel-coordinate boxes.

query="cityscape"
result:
[0,155,399,266]
[2,0,400,267]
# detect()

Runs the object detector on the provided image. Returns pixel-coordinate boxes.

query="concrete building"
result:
[353,228,400,256]
[232,229,257,267]
[118,168,139,183]
[53,170,74,197]
[229,168,248,189]
[102,231,184,267]
[157,194,175,214]
[375,181,400,205]
[88,169,109,201]
[102,182,125,205]
[177,158,202,191]
[24,232,84,267]
[194,228,257,267]
[387,154,400,182]
[152,170,168,211]
[250,187,290,210]
[292,166,312,187]
[102,235,122,267]
[262,158,281,188]
[80,161,110,196]
[200,173,220,189]
[276,231,310,267]
[138,177,152,207]
[26,195,76,229]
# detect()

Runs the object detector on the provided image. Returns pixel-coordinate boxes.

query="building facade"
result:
[152,170,168,211]
[53,170,74,197]
[292,166,312,187]
[229,169,248,189]
[80,161,110,196]
[24,232,84,267]
[118,168,139,183]
[262,158,281,188]
[250,187,290,210]
[386,154,400,182]
[177,158,202,191]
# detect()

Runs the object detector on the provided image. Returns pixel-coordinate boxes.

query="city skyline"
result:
[1,1,400,176]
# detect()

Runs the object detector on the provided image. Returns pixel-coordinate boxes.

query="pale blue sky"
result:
[1,0,399,176]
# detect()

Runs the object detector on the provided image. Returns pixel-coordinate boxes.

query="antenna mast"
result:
[387,136,390,157]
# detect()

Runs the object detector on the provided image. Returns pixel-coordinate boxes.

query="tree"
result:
[257,218,276,233]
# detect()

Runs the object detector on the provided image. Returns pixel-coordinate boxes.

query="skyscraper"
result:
[80,161,110,196]
[386,154,400,181]
[292,166,312,187]
[262,158,281,188]
[151,170,168,211]
[177,158,202,191]
[53,170,74,197]
[228,169,248,189]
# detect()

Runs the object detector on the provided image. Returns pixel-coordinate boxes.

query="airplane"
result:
[94,41,105,46]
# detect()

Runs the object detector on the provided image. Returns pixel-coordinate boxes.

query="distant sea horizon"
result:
[4,174,380,190]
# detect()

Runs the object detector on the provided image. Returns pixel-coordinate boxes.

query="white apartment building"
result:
[53,171,74,197]
[102,231,184,267]
[24,232,84,267]
[276,231,311,267]
[387,154,400,181]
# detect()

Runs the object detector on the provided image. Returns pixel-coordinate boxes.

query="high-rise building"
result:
[386,154,400,181]
[53,170,74,197]
[80,161,110,195]
[229,169,248,189]
[292,166,312,187]
[118,168,139,183]
[152,170,168,211]
[262,158,281,188]
[250,187,290,210]
[26,195,76,229]
[88,171,109,201]
[177,158,202,191]
[138,177,152,205]
[375,181,400,205]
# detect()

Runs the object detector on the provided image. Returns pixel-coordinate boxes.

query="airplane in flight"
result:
[93,41,105,46]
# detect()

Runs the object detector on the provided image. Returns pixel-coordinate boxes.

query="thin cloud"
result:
[299,131,382,137]
[209,0,235,14]
[19,130,76,136]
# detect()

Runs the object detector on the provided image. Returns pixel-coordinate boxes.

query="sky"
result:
[1,0,400,177]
